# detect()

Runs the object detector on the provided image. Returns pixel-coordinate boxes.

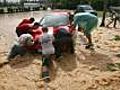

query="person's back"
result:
[74,12,98,35]
[16,17,35,37]
[40,27,54,55]
[17,17,35,27]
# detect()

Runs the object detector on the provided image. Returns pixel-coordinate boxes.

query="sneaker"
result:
[85,44,94,49]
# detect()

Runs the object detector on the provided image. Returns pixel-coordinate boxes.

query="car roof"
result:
[50,11,69,16]
[77,5,92,8]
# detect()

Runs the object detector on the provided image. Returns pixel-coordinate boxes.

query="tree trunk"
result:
[100,11,106,26]
[100,0,107,27]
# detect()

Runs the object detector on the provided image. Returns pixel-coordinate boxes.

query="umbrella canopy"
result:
[74,12,98,35]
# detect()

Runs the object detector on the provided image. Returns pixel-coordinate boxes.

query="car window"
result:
[83,6,93,10]
[40,14,69,27]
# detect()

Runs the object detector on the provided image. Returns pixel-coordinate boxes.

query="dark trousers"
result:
[54,36,74,58]
[42,55,51,66]
[7,44,27,60]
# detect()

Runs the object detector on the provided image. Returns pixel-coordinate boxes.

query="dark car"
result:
[75,5,97,16]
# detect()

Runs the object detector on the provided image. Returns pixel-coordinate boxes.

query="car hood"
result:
[40,25,69,35]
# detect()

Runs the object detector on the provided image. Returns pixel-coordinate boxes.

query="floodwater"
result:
[0,11,54,51]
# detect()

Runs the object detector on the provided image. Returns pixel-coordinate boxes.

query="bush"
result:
[0,9,4,14]
[7,7,14,13]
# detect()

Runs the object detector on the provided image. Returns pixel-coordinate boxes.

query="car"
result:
[75,5,97,16]
[39,12,75,53]
[8,12,76,60]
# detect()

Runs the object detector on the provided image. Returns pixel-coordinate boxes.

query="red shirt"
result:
[17,24,32,31]
[18,19,32,27]
[31,28,42,41]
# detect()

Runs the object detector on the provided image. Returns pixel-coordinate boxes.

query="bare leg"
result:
[86,34,92,44]
[41,55,50,82]
[85,34,93,49]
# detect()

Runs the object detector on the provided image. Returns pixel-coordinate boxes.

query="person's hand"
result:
[27,28,32,33]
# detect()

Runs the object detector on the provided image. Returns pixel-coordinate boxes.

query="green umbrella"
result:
[74,12,98,35]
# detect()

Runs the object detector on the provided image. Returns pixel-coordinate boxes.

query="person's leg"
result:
[41,55,50,81]
[69,37,75,53]
[54,37,62,59]
[8,45,19,60]
[84,17,98,49]
[63,36,74,54]
[85,34,94,49]
[7,44,27,60]
[86,34,92,44]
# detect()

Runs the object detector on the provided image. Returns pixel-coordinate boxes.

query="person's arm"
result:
[52,35,55,42]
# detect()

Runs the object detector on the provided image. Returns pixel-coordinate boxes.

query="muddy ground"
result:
[0,10,120,90]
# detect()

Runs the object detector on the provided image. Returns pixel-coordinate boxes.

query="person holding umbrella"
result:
[74,12,98,49]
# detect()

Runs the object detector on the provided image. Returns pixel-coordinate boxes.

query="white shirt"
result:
[39,33,55,55]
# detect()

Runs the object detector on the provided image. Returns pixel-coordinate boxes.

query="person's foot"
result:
[42,71,50,82]
[41,65,50,82]
[56,55,64,61]
[85,43,94,49]
[106,25,109,28]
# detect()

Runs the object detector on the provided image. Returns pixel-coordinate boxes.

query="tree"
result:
[100,0,108,27]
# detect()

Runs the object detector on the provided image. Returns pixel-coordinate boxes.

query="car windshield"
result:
[39,14,69,27]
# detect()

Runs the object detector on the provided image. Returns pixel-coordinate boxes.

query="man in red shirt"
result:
[16,17,35,37]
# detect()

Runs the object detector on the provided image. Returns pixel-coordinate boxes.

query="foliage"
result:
[49,0,120,10]
[0,0,120,10]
